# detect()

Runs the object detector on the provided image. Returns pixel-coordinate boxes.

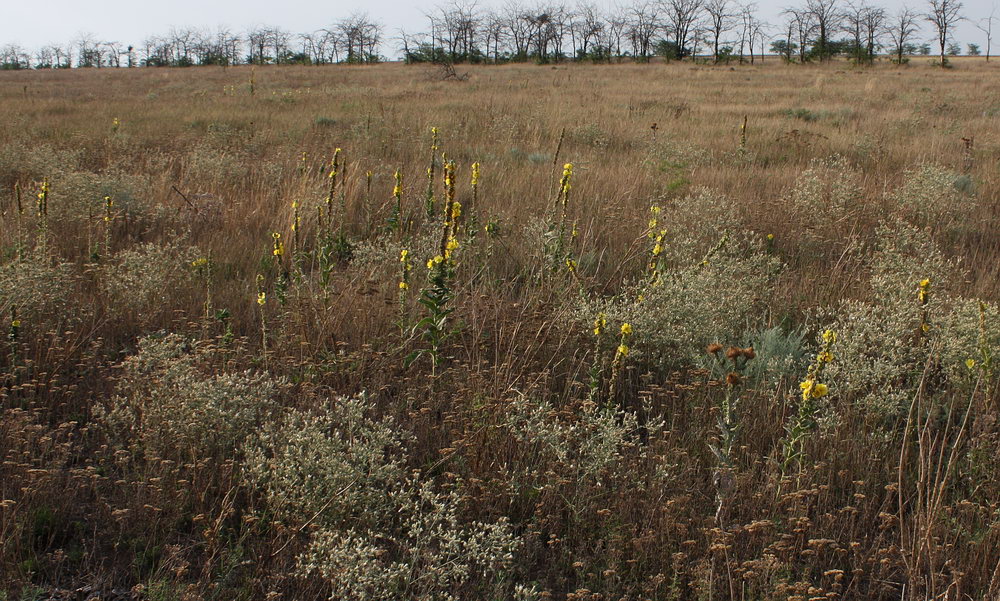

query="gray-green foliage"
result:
[578,189,781,367]
[788,155,860,241]
[0,254,80,326]
[245,395,520,601]
[890,164,976,229]
[823,219,999,416]
[100,241,201,318]
[99,333,280,461]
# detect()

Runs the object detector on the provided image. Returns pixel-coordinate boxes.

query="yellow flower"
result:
[813,383,828,397]
[565,258,577,272]
[446,238,459,252]
[965,358,976,369]
[471,162,480,186]
[191,258,208,268]
[799,378,815,401]
[620,323,632,336]
[593,313,606,336]
[400,249,409,261]
[918,278,931,303]
[617,344,629,356]
[257,292,266,306]
[817,351,834,364]
[11,319,21,328]
[451,202,462,219]
[652,243,663,256]
[767,233,774,241]
[399,281,409,290]
[426,255,444,269]
[272,242,284,256]
[822,329,837,344]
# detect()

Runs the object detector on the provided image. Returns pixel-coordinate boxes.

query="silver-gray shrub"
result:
[822,219,998,417]
[890,164,976,228]
[244,395,521,601]
[99,241,201,318]
[99,333,280,462]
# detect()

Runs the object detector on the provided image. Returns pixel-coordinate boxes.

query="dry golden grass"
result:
[1,59,999,600]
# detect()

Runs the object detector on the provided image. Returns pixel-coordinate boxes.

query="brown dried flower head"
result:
[725,346,742,360]
[742,346,756,360]
[726,372,742,386]
[707,343,723,355]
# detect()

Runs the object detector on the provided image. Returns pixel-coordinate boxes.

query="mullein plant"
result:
[586,312,608,408]
[783,329,836,476]
[388,169,404,235]
[271,232,289,304]
[324,148,342,234]
[103,194,114,259]
[8,308,20,368]
[255,273,268,368]
[407,161,461,374]
[36,179,49,251]
[606,322,633,402]
[398,248,413,332]
[13,182,24,261]
[467,162,480,241]
[706,343,756,528]
[425,127,439,219]
[553,163,573,270]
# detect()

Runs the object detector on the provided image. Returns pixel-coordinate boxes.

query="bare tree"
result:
[976,4,997,61]
[887,7,920,63]
[926,0,964,65]
[783,7,816,62]
[627,1,662,60]
[705,0,736,62]
[75,32,101,67]
[805,0,842,60]
[844,1,885,63]
[663,0,704,59]
[572,3,605,59]
[336,14,382,63]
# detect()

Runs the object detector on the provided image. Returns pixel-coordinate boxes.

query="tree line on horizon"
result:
[0,0,994,70]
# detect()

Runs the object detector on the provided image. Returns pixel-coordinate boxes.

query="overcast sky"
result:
[1,0,995,58]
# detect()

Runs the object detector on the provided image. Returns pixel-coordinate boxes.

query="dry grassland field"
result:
[1,59,1000,600]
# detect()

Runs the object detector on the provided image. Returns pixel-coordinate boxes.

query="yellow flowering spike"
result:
[617,344,629,357]
[272,243,284,256]
[451,202,462,220]
[918,278,931,304]
[471,162,480,186]
[593,313,606,336]
[565,258,577,273]
[799,378,815,401]
[822,329,836,344]
[817,351,834,364]
[257,292,266,306]
[400,249,409,261]
[446,238,459,252]
[620,323,632,336]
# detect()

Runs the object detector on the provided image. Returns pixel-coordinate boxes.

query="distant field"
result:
[1,60,999,600]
